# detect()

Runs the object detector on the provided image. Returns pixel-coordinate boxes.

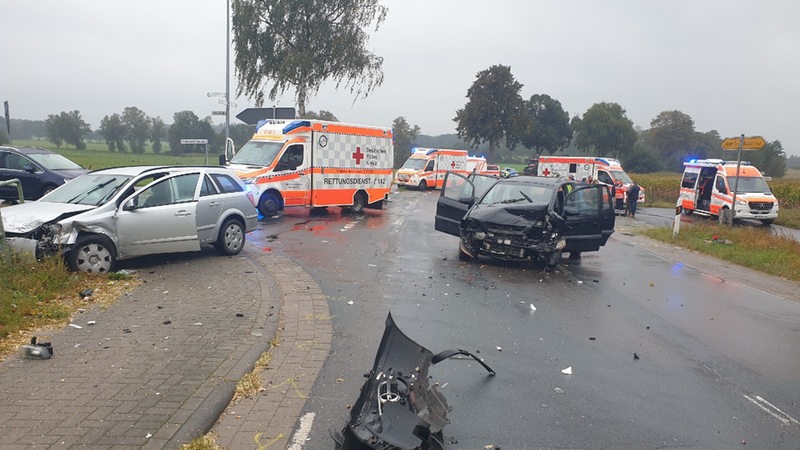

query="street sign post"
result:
[180,139,209,165]
[235,107,297,125]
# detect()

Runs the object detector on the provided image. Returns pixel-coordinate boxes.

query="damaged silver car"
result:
[1,166,259,273]
[434,173,615,267]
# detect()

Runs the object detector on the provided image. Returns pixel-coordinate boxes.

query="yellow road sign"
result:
[721,136,766,150]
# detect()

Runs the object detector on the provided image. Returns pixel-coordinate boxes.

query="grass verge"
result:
[639,222,800,283]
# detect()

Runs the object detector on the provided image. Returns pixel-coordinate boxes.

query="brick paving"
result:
[0,247,328,449]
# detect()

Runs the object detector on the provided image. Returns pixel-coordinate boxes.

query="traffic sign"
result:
[211,111,226,116]
[180,139,208,144]
[235,107,296,124]
[721,136,766,150]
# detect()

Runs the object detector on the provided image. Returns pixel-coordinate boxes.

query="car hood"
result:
[54,168,90,179]
[468,203,552,227]
[1,202,95,233]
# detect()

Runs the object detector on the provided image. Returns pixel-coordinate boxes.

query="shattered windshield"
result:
[39,174,132,206]
[229,140,284,166]
[480,182,552,205]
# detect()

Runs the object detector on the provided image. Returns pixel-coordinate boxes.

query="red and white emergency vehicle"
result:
[678,159,779,225]
[394,148,469,190]
[221,119,394,216]
[534,156,645,204]
[467,155,488,174]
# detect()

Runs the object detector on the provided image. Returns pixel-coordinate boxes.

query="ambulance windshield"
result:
[729,176,772,194]
[230,140,284,167]
[610,170,632,184]
[401,158,427,170]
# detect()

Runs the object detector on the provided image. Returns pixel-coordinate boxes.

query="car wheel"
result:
[418,180,427,191]
[68,235,116,274]
[761,219,774,226]
[545,250,563,268]
[258,192,281,216]
[216,217,246,255]
[350,191,367,213]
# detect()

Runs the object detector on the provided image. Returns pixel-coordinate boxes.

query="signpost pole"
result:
[729,134,744,225]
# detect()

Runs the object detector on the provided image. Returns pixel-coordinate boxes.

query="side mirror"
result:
[457,197,475,206]
[218,154,227,166]
[22,164,37,173]
[122,198,138,211]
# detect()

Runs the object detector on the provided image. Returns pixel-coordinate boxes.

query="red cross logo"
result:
[542,168,551,176]
[352,147,364,165]
[450,161,456,168]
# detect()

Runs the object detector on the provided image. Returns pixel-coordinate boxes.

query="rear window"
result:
[211,173,244,193]
[681,171,698,189]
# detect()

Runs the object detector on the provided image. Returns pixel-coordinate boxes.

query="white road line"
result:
[744,394,800,426]
[287,411,316,450]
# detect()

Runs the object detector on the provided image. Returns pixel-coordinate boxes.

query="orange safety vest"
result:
[615,185,625,199]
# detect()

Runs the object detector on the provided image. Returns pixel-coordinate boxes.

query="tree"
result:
[45,111,90,149]
[520,94,572,155]
[454,64,526,160]
[168,111,215,155]
[391,116,421,169]
[150,117,166,154]
[231,0,386,117]
[573,102,636,160]
[303,110,339,121]
[99,114,127,152]
[735,140,786,178]
[648,110,696,170]
[121,107,150,154]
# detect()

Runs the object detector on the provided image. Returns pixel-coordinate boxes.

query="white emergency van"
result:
[221,119,394,216]
[535,156,645,204]
[394,148,469,190]
[678,159,779,225]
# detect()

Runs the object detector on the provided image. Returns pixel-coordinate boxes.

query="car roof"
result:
[0,146,55,155]
[86,165,230,176]
[497,175,560,187]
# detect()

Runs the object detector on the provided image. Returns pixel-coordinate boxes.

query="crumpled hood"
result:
[1,202,95,233]
[468,203,551,228]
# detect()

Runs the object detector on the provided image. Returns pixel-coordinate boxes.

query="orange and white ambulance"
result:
[678,159,779,225]
[221,119,394,216]
[394,148,469,190]
[466,155,488,174]
[535,156,645,204]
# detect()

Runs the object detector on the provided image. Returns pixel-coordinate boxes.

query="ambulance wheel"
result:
[258,192,281,216]
[350,191,367,213]
[761,219,774,226]
[418,180,427,191]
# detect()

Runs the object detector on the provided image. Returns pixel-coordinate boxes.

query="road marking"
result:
[287,412,315,450]
[744,394,800,426]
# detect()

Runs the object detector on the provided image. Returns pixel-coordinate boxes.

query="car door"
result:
[562,184,615,252]
[434,172,475,236]
[0,151,42,200]
[115,172,202,258]
[195,173,224,243]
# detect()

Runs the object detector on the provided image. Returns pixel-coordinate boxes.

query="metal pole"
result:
[730,133,744,225]
[224,0,231,152]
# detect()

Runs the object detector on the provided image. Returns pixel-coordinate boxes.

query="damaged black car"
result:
[434,173,615,267]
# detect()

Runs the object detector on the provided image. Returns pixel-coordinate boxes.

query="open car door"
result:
[434,172,474,236]
[562,183,615,253]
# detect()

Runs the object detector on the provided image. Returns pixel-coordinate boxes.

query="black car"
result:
[0,146,88,201]
[434,173,615,267]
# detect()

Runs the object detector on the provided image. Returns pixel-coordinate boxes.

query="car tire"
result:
[258,192,282,216]
[545,250,562,268]
[350,191,367,213]
[761,219,774,226]
[418,180,427,191]
[67,235,116,274]
[215,217,246,255]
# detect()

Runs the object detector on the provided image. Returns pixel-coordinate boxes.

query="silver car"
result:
[1,166,259,273]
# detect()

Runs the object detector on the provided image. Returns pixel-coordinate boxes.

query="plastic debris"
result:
[69,323,83,329]
[347,300,354,305]
[554,387,564,394]
[530,303,537,311]
[22,337,52,359]
[79,288,94,298]
[87,321,96,326]
[561,366,573,375]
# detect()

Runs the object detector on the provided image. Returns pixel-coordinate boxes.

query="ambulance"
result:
[534,155,645,204]
[678,159,779,225]
[466,155,488,174]
[394,148,469,190]
[221,119,394,216]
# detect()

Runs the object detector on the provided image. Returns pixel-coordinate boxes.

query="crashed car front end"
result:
[459,203,566,261]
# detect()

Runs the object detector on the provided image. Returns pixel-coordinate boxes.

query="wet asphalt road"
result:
[250,190,800,448]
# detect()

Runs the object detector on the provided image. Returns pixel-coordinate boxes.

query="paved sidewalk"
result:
[0,247,329,449]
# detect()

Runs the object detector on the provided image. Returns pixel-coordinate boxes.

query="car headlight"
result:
[736,199,747,206]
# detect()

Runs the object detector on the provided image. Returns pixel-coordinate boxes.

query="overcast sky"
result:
[2,1,798,156]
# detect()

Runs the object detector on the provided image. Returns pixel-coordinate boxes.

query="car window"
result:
[566,186,602,215]
[481,182,550,205]
[597,170,614,185]
[5,153,32,171]
[201,175,219,196]
[276,144,303,171]
[211,173,244,193]
[715,175,727,194]
[140,173,199,207]
[26,152,84,170]
[442,173,472,201]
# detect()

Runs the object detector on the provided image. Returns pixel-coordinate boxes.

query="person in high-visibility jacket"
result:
[614,179,626,216]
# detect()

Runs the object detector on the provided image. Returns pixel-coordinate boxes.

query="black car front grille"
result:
[748,201,773,211]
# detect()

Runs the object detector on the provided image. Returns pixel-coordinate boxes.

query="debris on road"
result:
[562,366,573,375]
[22,336,52,359]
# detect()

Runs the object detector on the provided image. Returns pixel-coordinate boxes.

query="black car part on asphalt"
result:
[332,313,495,450]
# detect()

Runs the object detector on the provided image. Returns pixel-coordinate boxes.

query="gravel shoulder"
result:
[612,216,800,305]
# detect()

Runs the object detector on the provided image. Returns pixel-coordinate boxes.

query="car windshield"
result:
[610,170,632,184]
[480,182,552,205]
[26,152,84,170]
[39,174,132,206]
[401,158,426,170]
[729,176,772,194]
[230,140,284,166]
